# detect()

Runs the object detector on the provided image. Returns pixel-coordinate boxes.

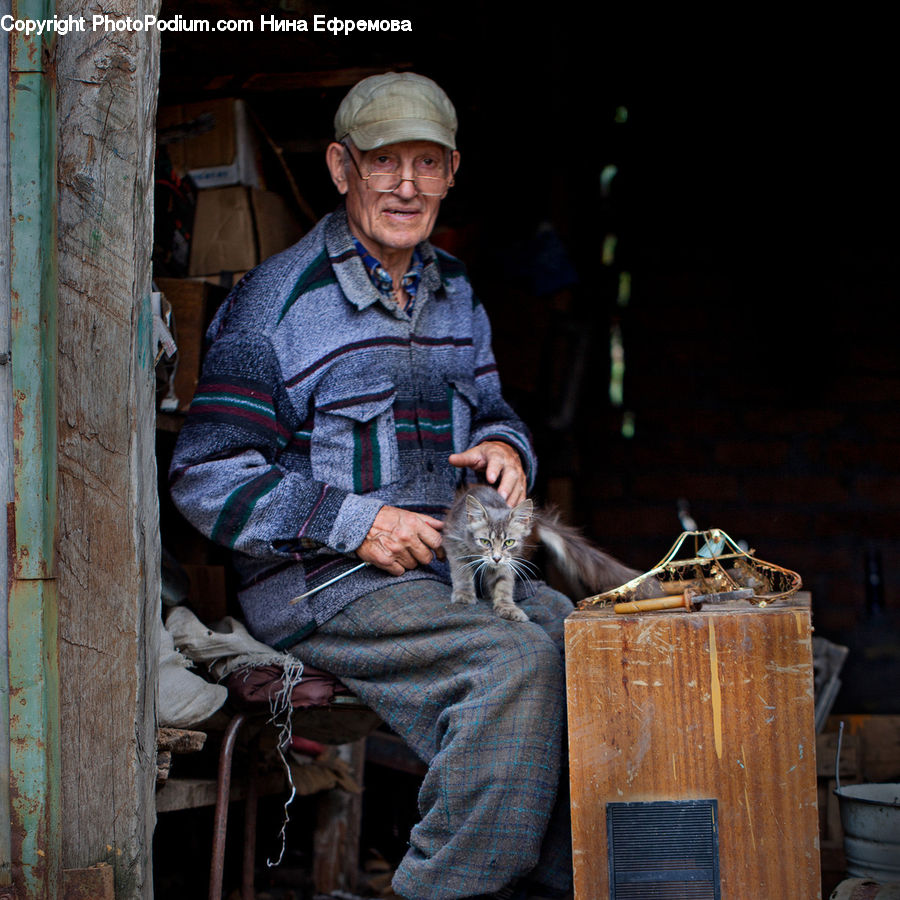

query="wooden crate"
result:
[565,592,820,899]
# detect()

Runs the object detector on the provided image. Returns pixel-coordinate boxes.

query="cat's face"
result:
[466,496,533,566]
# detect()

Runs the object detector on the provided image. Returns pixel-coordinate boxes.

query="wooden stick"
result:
[614,594,692,614]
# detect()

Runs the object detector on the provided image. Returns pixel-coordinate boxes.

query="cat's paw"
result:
[495,604,529,622]
[451,589,477,606]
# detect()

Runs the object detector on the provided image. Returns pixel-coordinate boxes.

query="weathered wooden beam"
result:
[155,772,287,814]
[157,728,207,755]
[55,2,162,897]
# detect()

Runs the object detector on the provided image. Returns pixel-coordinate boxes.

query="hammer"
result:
[613,587,755,614]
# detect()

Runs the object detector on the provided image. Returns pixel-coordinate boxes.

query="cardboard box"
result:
[253,188,306,262]
[157,98,262,189]
[188,186,257,276]
[188,186,304,277]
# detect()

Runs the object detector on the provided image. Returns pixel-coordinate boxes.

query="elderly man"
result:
[170,73,573,900]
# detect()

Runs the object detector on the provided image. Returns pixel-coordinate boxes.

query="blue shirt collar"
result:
[352,237,424,314]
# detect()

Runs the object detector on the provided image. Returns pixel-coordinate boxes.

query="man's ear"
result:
[450,149,460,183]
[326,142,349,195]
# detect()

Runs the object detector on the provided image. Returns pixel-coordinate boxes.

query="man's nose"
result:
[392,174,419,200]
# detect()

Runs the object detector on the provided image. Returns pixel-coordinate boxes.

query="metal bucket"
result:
[835,722,900,883]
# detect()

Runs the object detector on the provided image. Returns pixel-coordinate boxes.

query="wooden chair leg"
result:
[210,712,247,900]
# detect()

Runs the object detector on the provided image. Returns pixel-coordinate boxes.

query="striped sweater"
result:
[169,204,536,649]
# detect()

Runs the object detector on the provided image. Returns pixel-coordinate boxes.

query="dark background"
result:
[158,2,900,709]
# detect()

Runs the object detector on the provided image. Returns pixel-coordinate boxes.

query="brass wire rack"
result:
[579,528,802,609]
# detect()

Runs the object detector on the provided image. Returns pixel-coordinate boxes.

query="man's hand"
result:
[448,441,527,506]
[357,506,444,576]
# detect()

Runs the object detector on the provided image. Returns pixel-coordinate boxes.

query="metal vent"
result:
[607,799,721,900]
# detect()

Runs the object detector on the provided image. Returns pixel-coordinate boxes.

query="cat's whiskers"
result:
[508,554,539,577]
[506,557,538,596]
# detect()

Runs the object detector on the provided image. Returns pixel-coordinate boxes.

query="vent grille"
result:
[607,800,720,900]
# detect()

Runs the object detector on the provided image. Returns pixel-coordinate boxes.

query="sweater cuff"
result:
[327,493,385,554]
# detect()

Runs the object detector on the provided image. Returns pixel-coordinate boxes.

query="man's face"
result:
[328,140,459,257]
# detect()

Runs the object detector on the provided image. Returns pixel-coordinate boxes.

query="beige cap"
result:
[334,72,457,151]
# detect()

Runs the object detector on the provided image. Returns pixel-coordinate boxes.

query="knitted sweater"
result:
[169,205,536,649]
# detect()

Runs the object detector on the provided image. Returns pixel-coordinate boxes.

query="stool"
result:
[210,712,256,900]
[208,695,382,900]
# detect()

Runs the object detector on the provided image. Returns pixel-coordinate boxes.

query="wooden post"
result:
[55,4,162,897]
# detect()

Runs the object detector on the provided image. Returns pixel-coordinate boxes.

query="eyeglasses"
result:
[342,143,454,197]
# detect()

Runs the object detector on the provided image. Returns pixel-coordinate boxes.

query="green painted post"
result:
[6,0,61,896]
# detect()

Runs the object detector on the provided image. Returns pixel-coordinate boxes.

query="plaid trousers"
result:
[290,578,573,900]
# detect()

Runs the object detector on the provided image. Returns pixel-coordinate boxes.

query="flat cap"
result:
[334,72,457,150]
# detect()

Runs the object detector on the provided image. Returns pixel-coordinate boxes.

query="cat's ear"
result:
[512,499,533,523]
[465,494,487,523]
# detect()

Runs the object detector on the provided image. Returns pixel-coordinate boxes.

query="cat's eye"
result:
[479,538,491,546]
[504,539,516,547]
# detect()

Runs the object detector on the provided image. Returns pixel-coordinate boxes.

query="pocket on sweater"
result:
[311,380,400,492]
[448,378,479,453]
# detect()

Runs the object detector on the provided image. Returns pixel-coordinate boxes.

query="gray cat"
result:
[443,483,647,622]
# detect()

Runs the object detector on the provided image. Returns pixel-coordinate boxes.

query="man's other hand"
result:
[357,506,445,576]
[448,441,527,506]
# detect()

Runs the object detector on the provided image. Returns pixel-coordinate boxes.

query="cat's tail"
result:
[534,508,657,600]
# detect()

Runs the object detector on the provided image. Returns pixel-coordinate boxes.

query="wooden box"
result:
[565,593,821,899]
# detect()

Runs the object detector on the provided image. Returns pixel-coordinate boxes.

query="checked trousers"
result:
[290,578,573,900]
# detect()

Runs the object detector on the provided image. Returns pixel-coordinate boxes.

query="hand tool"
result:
[613,587,755,615]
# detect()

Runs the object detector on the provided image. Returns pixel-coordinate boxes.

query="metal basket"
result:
[578,528,802,609]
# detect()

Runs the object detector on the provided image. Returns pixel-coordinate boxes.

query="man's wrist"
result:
[328,494,385,554]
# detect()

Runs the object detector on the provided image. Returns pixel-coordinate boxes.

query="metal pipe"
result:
[210,714,247,900]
